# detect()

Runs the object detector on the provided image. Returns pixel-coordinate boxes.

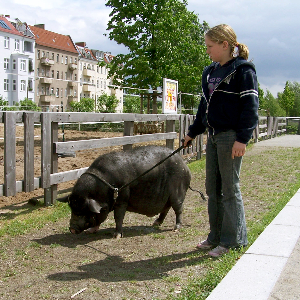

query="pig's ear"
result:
[86,198,103,213]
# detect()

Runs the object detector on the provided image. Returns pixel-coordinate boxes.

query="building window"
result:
[56,71,59,79]
[51,70,54,78]
[37,50,40,59]
[51,87,54,95]
[15,39,20,51]
[61,55,64,64]
[13,59,16,70]
[56,54,59,63]
[65,89,67,97]
[13,80,17,91]
[74,74,77,81]
[56,88,59,97]
[61,88,63,97]
[20,60,26,71]
[4,79,9,91]
[70,57,73,64]
[42,51,45,58]
[4,58,9,70]
[21,80,26,91]
[51,53,54,60]
[65,56,68,64]
[4,37,9,49]
[97,80,99,88]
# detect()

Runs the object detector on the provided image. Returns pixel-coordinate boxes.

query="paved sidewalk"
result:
[206,135,300,300]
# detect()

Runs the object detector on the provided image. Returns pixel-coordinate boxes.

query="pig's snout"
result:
[69,227,81,234]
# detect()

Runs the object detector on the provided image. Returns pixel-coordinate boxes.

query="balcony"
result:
[68,81,77,87]
[83,68,93,77]
[40,95,55,103]
[40,77,53,84]
[40,57,54,66]
[69,63,77,71]
[82,83,94,92]
[68,95,77,102]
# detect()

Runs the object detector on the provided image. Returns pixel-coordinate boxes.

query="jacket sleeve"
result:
[187,96,207,139]
[236,66,259,144]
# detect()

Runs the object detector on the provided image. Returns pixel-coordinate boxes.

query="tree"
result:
[263,90,285,117]
[96,94,119,113]
[69,98,94,112]
[105,0,210,112]
[123,95,141,113]
[289,81,300,117]
[278,81,295,116]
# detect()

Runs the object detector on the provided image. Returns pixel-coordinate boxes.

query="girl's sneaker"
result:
[208,246,229,257]
[196,240,214,250]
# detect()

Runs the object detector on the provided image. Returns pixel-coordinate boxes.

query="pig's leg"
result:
[171,197,184,231]
[113,203,128,238]
[153,204,171,227]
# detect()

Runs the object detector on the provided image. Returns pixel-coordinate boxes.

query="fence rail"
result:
[0,112,287,205]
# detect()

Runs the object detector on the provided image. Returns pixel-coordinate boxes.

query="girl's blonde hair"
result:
[205,24,249,60]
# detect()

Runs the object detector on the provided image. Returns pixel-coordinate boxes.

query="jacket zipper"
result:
[204,69,237,136]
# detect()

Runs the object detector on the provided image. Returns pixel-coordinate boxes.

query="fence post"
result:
[3,112,16,196]
[166,119,175,150]
[123,121,134,151]
[23,112,35,192]
[41,113,55,206]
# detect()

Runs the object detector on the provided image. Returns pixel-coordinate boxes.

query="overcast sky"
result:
[3,0,300,96]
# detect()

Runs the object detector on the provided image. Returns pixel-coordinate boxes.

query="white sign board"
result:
[162,78,178,114]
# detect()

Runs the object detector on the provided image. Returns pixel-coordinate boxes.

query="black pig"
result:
[66,145,191,238]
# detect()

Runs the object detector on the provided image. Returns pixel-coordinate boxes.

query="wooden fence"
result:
[0,112,286,205]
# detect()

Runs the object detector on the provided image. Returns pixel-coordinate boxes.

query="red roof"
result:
[29,25,78,54]
[0,16,24,37]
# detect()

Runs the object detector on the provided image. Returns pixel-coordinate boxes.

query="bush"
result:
[19,98,41,111]
[69,98,95,112]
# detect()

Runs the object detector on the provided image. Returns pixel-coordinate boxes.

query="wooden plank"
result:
[41,113,52,206]
[54,132,177,153]
[51,122,58,204]
[50,167,88,185]
[23,112,35,192]
[123,121,134,151]
[50,112,181,123]
[166,120,175,150]
[4,112,16,196]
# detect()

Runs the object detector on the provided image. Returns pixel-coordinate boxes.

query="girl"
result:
[183,24,259,257]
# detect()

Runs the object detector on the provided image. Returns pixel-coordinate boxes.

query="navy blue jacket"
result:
[188,57,259,144]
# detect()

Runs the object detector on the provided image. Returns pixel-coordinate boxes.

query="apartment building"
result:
[29,24,79,110]
[76,42,123,112]
[0,15,35,105]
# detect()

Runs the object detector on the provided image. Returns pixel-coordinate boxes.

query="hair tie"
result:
[232,43,239,57]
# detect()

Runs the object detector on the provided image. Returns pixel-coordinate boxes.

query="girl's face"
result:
[205,35,231,66]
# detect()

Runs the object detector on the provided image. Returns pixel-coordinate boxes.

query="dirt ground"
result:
[0,126,209,300]
[1,127,297,299]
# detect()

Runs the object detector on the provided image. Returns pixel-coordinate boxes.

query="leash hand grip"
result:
[181,138,192,147]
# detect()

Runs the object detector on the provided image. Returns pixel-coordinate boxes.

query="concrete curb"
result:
[206,188,300,300]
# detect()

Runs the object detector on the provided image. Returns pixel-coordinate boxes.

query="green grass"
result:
[0,201,70,237]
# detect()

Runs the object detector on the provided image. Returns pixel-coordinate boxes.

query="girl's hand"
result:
[231,141,246,159]
[183,136,193,148]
